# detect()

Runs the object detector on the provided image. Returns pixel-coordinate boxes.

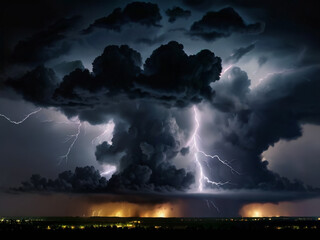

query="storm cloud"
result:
[2,0,320,203]
[6,43,320,193]
[17,166,107,193]
[6,66,59,105]
[181,0,219,10]
[95,103,195,192]
[7,41,222,109]
[6,41,223,192]
[82,2,162,34]
[202,65,320,191]
[165,7,191,23]
[189,7,263,41]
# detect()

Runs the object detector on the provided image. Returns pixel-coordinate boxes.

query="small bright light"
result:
[252,210,262,218]
[156,209,167,218]
[100,165,116,179]
[220,65,233,77]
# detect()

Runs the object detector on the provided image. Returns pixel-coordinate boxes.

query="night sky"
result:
[1,0,320,217]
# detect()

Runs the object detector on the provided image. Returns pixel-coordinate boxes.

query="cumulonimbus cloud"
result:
[7,41,222,192]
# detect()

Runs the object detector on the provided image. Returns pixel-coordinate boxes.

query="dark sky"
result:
[0,0,320,217]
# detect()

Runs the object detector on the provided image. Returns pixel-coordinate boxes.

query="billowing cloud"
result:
[181,0,219,10]
[137,41,221,107]
[82,2,162,34]
[203,65,320,191]
[6,41,222,109]
[95,103,195,192]
[7,42,320,193]
[17,166,107,193]
[6,41,223,192]
[16,104,196,192]
[54,44,142,103]
[5,66,59,105]
[189,7,263,41]
[3,0,320,198]
[165,7,191,23]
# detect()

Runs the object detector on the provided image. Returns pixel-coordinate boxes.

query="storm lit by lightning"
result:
[0,108,42,124]
[91,120,115,145]
[59,119,82,164]
[100,164,117,180]
[0,107,84,164]
[58,118,115,165]
[0,106,114,165]
[220,65,234,76]
[190,106,239,192]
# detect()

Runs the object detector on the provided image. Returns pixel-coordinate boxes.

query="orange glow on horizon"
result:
[240,202,290,217]
[89,201,181,218]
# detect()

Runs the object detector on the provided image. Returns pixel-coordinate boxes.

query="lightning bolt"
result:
[100,164,117,179]
[0,108,42,124]
[91,120,114,145]
[41,117,85,164]
[0,107,83,164]
[58,119,82,164]
[1,107,113,166]
[220,65,233,77]
[205,199,220,213]
[190,106,239,192]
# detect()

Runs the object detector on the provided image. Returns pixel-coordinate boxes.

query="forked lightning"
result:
[190,106,239,192]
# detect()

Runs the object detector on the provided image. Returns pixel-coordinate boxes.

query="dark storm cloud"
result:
[16,104,196,193]
[211,67,250,112]
[226,0,319,68]
[82,2,162,34]
[17,166,107,193]
[95,104,195,192]
[165,6,191,23]
[14,178,320,217]
[180,0,320,69]
[5,66,59,105]
[7,41,221,109]
[189,7,263,41]
[204,65,320,191]
[137,41,221,107]
[53,44,142,103]
[7,41,222,192]
[10,16,81,65]
[225,43,255,64]
[53,60,84,78]
[181,0,219,10]
[95,121,130,164]
[4,0,320,196]
[15,102,196,193]
[8,42,320,193]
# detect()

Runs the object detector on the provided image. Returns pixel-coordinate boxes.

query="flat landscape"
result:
[1,217,320,235]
